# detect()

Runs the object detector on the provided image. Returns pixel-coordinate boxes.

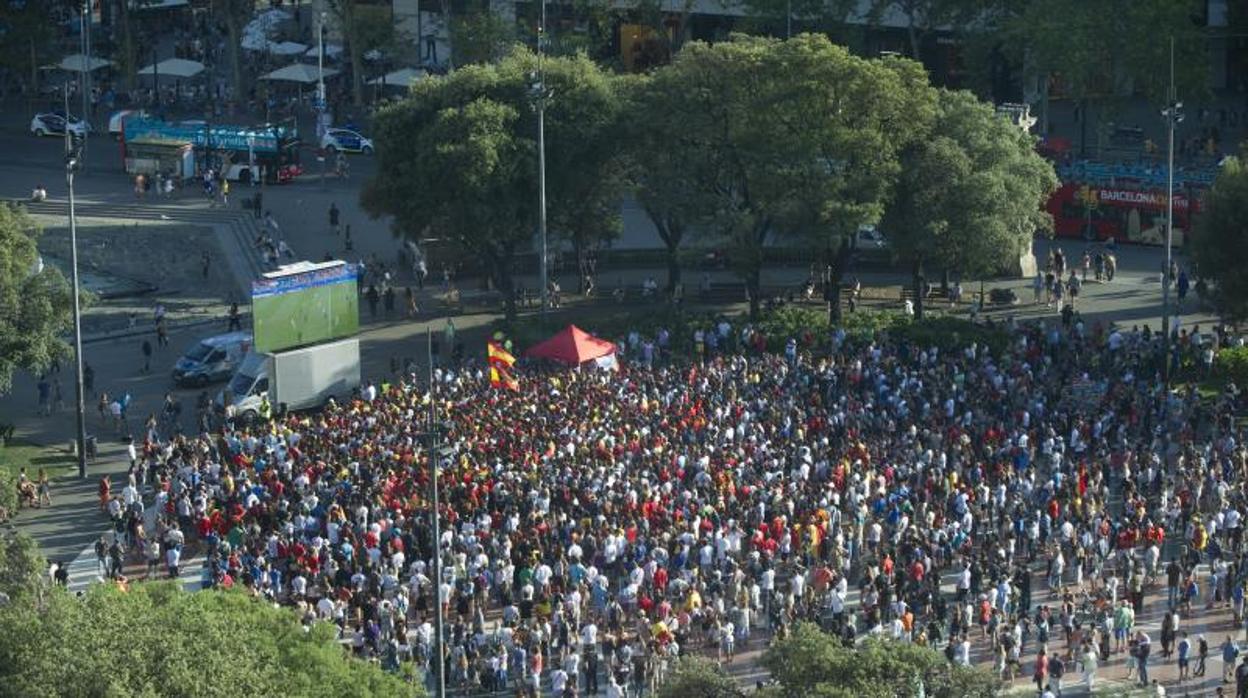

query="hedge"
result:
[0,466,16,518]
[1216,346,1248,386]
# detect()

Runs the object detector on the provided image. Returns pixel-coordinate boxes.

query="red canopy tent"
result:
[524,324,617,366]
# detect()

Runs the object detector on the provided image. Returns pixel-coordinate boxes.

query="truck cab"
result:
[219,352,269,421]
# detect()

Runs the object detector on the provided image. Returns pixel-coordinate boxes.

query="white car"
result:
[321,128,373,154]
[855,225,888,250]
[30,112,90,138]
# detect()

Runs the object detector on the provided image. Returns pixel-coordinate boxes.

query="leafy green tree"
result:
[655,656,743,698]
[329,0,401,106]
[450,8,518,67]
[0,532,47,607]
[0,204,74,395]
[638,34,935,316]
[0,583,419,698]
[862,0,983,59]
[624,71,715,294]
[362,48,623,319]
[547,0,622,63]
[882,89,1057,318]
[761,623,999,698]
[1000,0,1207,154]
[1192,151,1248,322]
[0,0,75,96]
[212,0,256,107]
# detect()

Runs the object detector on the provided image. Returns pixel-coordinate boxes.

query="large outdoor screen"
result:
[251,261,359,353]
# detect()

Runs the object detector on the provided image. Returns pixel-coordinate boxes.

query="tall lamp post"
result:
[79,1,92,164]
[1161,36,1183,387]
[317,11,328,190]
[422,326,447,698]
[63,85,88,479]
[532,0,551,320]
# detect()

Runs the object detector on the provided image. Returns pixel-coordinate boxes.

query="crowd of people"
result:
[93,310,1248,696]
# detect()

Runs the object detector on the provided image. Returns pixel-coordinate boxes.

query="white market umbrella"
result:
[57,53,113,73]
[305,43,344,59]
[137,58,205,79]
[269,41,309,56]
[242,8,292,52]
[241,33,270,51]
[370,67,427,87]
[261,63,339,84]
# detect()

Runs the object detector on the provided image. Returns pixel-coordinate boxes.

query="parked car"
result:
[855,225,889,250]
[30,111,90,138]
[321,127,373,154]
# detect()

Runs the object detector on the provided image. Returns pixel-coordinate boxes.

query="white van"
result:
[172,332,253,387]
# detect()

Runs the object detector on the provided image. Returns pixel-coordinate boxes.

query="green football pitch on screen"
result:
[252,279,359,353]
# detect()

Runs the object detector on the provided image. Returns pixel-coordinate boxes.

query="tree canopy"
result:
[1003,0,1207,105]
[0,204,75,395]
[361,48,623,318]
[364,35,1055,319]
[759,623,1000,698]
[882,88,1057,315]
[630,34,936,315]
[655,656,743,698]
[0,567,419,698]
[1192,151,1248,322]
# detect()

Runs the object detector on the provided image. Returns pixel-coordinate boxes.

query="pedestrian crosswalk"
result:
[60,498,203,595]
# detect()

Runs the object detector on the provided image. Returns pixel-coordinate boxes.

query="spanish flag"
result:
[487,341,518,391]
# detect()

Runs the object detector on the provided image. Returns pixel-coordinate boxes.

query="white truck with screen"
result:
[218,338,360,421]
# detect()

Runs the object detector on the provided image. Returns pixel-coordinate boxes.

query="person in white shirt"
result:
[564,651,580,687]
[605,673,625,698]
[550,667,568,696]
[957,564,972,601]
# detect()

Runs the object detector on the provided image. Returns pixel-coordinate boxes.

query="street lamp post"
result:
[536,85,549,320]
[534,0,550,320]
[63,85,88,479]
[423,326,447,698]
[1161,36,1183,387]
[318,11,328,190]
[80,1,91,162]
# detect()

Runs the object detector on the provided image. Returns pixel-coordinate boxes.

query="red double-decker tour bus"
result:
[1047,182,1203,247]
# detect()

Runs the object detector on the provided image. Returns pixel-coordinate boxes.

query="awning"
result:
[261,63,339,84]
[137,58,205,79]
[524,325,617,366]
[369,67,427,87]
[56,54,113,73]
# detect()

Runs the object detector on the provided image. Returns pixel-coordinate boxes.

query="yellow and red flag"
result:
[487,341,518,391]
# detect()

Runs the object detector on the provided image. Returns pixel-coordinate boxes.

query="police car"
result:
[30,111,91,138]
[320,127,373,155]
